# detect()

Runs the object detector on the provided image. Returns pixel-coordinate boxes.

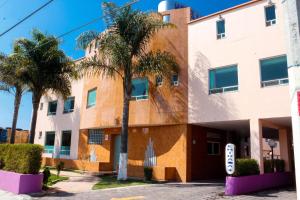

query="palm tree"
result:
[76,1,178,180]
[15,29,76,144]
[0,53,28,144]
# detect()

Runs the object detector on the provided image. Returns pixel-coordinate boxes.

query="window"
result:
[87,88,97,108]
[131,78,149,100]
[47,101,57,115]
[45,132,55,153]
[156,75,163,87]
[61,131,71,156]
[265,5,276,26]
[216,19,225,39]
[88,129,104,145]
[260,55,288,87]
[63,97,75,113]
[171,74,179,86]
[209,65,238,94]
[40,103,43,111]
[207,142,220,155]
[163,15,170,23]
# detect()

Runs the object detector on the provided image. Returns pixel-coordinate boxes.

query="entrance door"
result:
[113,135,121,171]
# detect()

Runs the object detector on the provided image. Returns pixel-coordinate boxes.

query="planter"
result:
[0,170,43,194]
[225,172,293,196]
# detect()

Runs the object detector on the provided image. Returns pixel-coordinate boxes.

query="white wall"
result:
[188,0,290,124]
[35,79,83,160]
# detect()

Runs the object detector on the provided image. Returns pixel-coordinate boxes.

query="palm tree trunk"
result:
[10,87,22,144]
[117,76,131,180]
[29,93,41,144]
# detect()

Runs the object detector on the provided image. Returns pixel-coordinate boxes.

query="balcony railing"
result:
[209,85,238,94]
[44,145,54,154]
[261,78,289,88]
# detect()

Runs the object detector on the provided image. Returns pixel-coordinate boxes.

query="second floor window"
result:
[265,5,276,26]
[260,55,288,87]
[63,97,75,113]
[209,65,238,94]
[87,88,97,108]
[171,74,179,86]
[48,101,57,115]
[156,75,163,87]
[216,19,225,39]
[131,78,149,100]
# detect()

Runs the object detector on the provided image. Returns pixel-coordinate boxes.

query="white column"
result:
[250,119,264,173]
[283,0,300,198]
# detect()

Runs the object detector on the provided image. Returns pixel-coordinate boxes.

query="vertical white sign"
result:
[225,143,235,175]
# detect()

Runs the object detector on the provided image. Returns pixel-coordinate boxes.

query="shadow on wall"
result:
[189,51,238,123]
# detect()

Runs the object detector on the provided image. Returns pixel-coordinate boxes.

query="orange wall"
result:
[80,8,191,129]
[126,124,188,182]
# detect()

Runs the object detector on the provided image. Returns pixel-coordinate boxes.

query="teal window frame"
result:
[63,97,75,114]
[216,19,225,39]
[260,55,288,87]
[61,131,71,156]
[131,78,149,100]
[265,5,276,26]
[47,101,57,116]
[209,65,239,94]
[45,131,55,154]
[87,88,97,108]
[88,129,104,145]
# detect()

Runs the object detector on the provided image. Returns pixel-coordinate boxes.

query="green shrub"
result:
[234,159,260,177]
[56,161,65,176]
[43,167,51,184]
[0,144,43,174]
[264,159,285,173]
[144,167,153,181]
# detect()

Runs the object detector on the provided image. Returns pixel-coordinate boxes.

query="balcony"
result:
[261,78,289,88]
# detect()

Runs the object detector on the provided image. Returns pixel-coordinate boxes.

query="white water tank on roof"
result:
[158,0,176,12]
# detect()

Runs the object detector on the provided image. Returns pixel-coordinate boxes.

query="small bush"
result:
[0,144,43,174]
[43,167,51,185]
[234,159,260,177]
[264,159,285,173]
[56,161,65,176]
[144,167,153,181]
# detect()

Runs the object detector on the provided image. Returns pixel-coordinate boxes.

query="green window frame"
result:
[47,101,57,115]
[265,5,276,26]
[216,19,225,39]
[209,65,238,94]
[131,78,149,100]
[61,131,71,156]
[63,97,75,113]
[45,131,55,154]
[260,55,288,87]
[87,88,97,108]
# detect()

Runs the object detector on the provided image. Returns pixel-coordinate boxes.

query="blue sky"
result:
[0,0,249,129]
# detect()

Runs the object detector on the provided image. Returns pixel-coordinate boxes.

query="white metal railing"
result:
[60,149,71,156]
[209,85,238,94]
[266,19,276,26]
[131,95,148,101]
[217,33,225,39]
[261,78,289,88]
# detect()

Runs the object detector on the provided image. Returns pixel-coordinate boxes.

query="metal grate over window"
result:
[88,129,104,145]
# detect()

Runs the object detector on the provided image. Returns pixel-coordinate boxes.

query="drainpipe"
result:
[282,0,300,198]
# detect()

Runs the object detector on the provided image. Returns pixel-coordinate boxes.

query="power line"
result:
[26,0,139,54]
[0,0,55,38]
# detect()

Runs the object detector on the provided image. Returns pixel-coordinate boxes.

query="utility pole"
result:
[282,0,300,199]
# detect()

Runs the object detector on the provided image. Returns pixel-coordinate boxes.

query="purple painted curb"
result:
[0,170,43,194]
[225,172,293,196]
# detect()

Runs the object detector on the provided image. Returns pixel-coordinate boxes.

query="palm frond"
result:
[76,31,100,50]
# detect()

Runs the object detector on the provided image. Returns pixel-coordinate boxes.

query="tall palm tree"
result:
[76,1,178,180]
[0,53,28,144]
[15,29,76,144]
